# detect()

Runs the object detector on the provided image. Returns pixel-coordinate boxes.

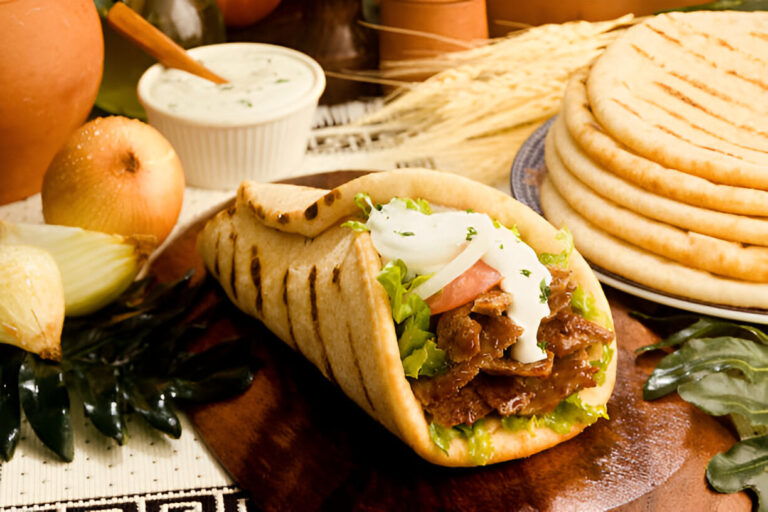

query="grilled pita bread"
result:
[586,12,768,189]
[550,113,768,247]
[563,66,768,216]
[545,123,768,282]
[540,177,768,309]
[197,169,616,467]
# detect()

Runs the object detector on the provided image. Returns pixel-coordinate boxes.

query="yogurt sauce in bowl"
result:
[137,42,326,188]
[139,43,325,126]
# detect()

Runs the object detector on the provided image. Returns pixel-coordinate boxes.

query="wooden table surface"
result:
[151,171,750,512]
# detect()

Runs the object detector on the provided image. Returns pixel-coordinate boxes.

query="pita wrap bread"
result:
[587,12,768,189]
[197,169,616,467]
[563,67,768,216]
[545,125,768,282]
[550,113,768,247]
[540,177,768,309]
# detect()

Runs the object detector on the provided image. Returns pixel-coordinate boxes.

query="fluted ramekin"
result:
[138,43,325,189]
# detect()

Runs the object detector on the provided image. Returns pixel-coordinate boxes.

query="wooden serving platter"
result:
[151,171,750,512]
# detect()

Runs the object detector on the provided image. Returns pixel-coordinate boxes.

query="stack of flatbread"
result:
[540,10,768,309]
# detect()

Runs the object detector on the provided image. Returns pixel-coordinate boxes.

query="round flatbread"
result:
[197,168,617,467]
[545,125,768,282]
[587,12,768,189]
[550,113,768,247]
[563,66,768,216]
[540,177,768,309]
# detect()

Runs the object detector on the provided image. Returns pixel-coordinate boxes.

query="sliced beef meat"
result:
[413,267,612,428]
[544,266,577,320]
[539,308,614,357]
[471,289,513,316]
[436,303,480,362]
[477,314,522,358]
[411,356,489,407]
[475,349,598,417]
[480,350,553,377]
[424,383,494,427]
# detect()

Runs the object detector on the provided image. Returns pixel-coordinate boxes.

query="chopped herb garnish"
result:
[467,208,474,213]
[539,279,551,303]
[395,231,415,237]
[238,99,253,108]
[520,269,532,277]
[219,84,234,90]
[499,244,504,250]
[537,341,548,351]
[492,218,502,229]
[466,226,478,241]
[275,78,289,83]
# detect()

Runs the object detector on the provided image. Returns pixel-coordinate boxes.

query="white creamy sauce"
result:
[367,199,552,363]
[149,47,316,122]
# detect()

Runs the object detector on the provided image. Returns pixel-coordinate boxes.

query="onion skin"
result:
[41,116,185,244]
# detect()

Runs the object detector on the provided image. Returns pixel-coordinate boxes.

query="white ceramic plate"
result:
[510,118,768,324]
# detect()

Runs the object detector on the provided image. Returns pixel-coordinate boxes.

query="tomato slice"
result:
[425,260,503,315]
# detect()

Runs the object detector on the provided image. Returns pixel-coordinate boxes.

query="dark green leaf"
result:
[636,315,768,354]
[18,354,73,462]
[707,435,768,511]
[171,366,254,403]
[123,378,181,438]
[170,337,255,379]
[678,373,768,425]
[643,337,768,400]
[660,0,768,12]
[70,366,126,445]
[0,346,25,460]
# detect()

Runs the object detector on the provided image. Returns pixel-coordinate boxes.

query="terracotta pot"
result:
[486,0,706,37]
[0,0,104,205]
[379,0,488,65]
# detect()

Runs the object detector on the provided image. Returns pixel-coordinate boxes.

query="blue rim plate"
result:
[509,118,768,324]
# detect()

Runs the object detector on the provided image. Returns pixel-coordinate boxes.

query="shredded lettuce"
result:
[454,419,495,465]
[429,421,458,454]
[377,259,447,378]
[500,393,609,435]
[395,197,432,215]
[430,420,494,465]
[353,192,376,217]
[340,220,369,232]
[591,342,615,386]
[571,285,611,326]
[538,227,574,268]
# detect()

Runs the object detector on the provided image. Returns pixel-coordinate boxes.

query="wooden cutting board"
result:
[151,171,750,512]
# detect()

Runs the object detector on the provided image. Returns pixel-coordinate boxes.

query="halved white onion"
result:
[0,221,155,316]
[0,245,65,360]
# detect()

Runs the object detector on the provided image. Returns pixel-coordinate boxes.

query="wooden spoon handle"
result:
[107,2,227,84]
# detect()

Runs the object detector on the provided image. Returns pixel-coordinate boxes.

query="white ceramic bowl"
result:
[138,43,325,189]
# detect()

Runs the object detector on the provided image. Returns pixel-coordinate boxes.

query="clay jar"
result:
[0,0,103,205]
[379,0,488,67]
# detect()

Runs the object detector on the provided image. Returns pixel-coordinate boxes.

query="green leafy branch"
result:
[0,271,258,462]
[637,313,768,510]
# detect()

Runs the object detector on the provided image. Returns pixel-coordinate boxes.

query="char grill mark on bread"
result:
[347,328,377,413]
[309,265,337,384]
[249,245,263,314]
